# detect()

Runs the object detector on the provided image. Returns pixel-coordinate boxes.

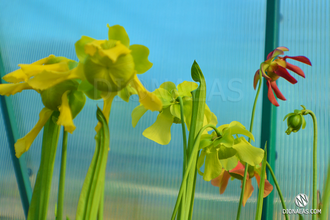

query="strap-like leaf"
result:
[76,107,110,220]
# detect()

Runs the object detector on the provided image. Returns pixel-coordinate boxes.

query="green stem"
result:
[57,130,68,220]
[178,96,188,176]
[177,96,188,220]
[236,69,263,220]
[266,162,288,220]
[307,111,318,220]
[171,124,220,220]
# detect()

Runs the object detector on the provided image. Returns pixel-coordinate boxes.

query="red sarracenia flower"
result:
[211,161,273,206]
[253,47,311,106]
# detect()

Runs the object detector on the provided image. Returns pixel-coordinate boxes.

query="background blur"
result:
[0,0,329,219]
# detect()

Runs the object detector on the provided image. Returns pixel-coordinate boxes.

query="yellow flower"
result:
[132,81,218,145]
[0,56,86,157]
[76,24,162,130]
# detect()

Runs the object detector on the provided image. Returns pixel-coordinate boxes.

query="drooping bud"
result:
[283,105,307,135]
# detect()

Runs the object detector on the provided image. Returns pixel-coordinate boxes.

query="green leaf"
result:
[27,112,60,220]
[320,163,330,220]
[107,24,130,47]
[76,108,110,220]
[75,36,95,62]
[130,44,153,74]
[142,107,174,145]
[232,137,264,166]
[131,105,148,127]
[177,81,198,97]
[255,144,267,220]
[184,61,207,218]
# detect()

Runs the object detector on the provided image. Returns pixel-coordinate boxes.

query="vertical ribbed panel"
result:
[273,1,330,219]
[0,105,25,219]
[0,0,267,219]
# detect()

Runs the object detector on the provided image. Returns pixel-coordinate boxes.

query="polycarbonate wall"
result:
[273,1,330,220]
[0,1,328,220]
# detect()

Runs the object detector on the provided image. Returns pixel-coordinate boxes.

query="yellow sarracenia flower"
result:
[131,81,217,145]
[75,24,162,130]
[0,55,86,157]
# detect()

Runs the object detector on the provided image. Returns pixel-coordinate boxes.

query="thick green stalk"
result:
[75,108,110,220]
[236,69,263,220]
[266,162,288,220]
[27,112,60,220]
[183,61,207,220]
[306,111,318,220]
[57,130,68,220]
[320,163,330,220]
[171,124,220,220]
[177,96,187,220]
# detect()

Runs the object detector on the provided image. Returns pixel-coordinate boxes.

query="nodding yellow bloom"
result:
[76,24,162,131]
[0,56,86,157]
[131,81,218,145]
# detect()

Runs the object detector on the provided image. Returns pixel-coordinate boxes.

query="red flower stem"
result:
[236,68,263,220]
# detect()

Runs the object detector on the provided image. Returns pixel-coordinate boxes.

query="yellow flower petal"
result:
[28,63,85,91]
[19,61,70,78]
[2,69,28,83]
[0,82,32,96]
[2,55,55,83]
[131,75,162,111]
[142,107,174,145]
[15,108,53,158]
[99,41,131,62]
[85,39,107,56]
[95,92,117,132]
[57,91,76,134]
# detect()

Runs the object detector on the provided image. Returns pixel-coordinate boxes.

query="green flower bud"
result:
[41,80,79,110]
[83,39,136,92]
[283,106,307,135]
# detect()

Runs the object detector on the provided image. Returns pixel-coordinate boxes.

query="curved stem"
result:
[266,162,288,220]
[171,124,220,220]
[236,69,263,220]
[307,111,318,220]
[57,129,68,220]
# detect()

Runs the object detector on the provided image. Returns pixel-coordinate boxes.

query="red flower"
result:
[211,161,273,206]
[253,47,312,106]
